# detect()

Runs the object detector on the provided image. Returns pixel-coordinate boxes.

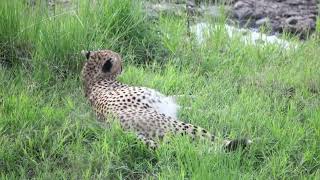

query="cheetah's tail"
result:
[172,121,252,151]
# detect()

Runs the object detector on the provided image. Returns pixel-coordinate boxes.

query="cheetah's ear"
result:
[102,58,113,73]
[81,50,91,59]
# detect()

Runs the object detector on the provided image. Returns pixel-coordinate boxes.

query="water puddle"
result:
[191,22,297,49]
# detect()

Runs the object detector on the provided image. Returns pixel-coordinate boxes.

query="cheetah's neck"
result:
[84,77,121,97]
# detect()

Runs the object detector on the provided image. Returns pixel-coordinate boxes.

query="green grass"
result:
[1,0,320,179]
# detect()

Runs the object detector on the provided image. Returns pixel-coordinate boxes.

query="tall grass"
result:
[0,0,164,79]
[1,0,320,179]
[0,1,29,67]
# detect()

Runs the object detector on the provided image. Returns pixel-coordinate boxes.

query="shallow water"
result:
[191,22,297,49]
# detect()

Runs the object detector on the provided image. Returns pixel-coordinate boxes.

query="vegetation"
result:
[0,0,319,179]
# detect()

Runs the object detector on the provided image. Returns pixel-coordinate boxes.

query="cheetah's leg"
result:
[137,133,158,150]
[94,112,113,129]
[95,112,106,122]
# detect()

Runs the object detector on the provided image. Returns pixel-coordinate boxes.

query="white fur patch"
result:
[142,88,179,119]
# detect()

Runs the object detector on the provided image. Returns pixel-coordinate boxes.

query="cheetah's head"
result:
[81,49,123,95]
[81,49,123,81]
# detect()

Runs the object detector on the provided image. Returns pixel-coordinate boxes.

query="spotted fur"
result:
[81,49,251,151]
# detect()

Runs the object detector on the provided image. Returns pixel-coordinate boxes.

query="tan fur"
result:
[81,49,251,150]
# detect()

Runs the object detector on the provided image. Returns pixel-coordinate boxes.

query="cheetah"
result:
[81,49,251,151]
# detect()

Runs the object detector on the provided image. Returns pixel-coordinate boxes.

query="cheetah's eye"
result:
[102,58,113,73]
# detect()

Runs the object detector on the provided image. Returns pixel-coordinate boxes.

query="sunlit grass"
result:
[0,0,319,179]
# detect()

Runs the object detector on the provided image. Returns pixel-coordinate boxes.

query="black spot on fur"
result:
[211,135,215,142]
[202,129,207,134]
[159,134,164,140]
[102,58,113,73]
[192,128,197,134]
